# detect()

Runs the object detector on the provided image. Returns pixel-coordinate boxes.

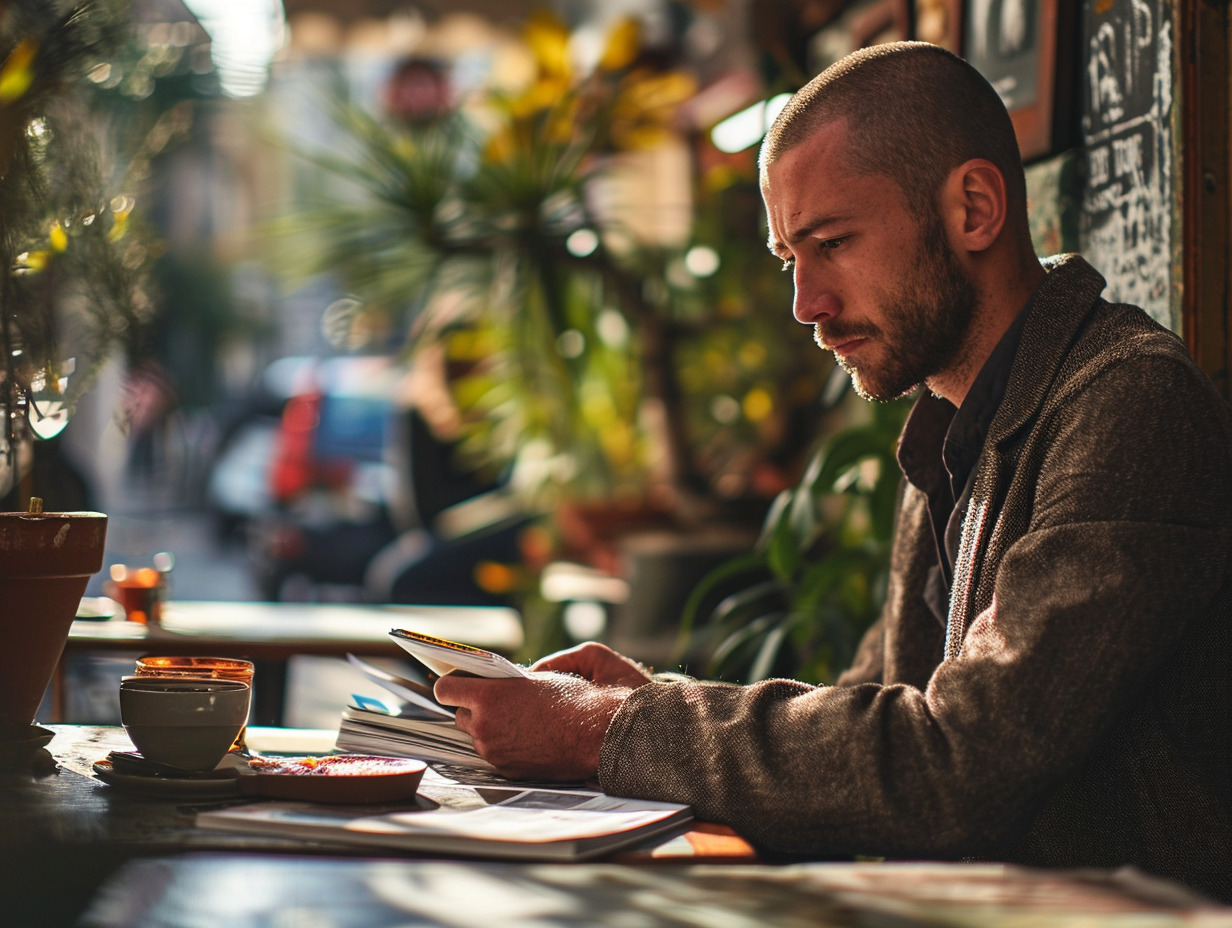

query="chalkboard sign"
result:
[1078,0,1174,328]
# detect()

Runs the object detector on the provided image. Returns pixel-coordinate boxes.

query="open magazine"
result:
[336,630,534,770]
[198,765,692,861]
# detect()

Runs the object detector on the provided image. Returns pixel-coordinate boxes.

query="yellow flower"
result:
[484,130,513,164]
[524,12,571,82]
[0,39,37,104]
[48,221,67,252]
[16,250,49,272]
[598,18,640,72]
[108,213,128,243]
[608,70,697,149]
[743,386,774,423]
[619,70,697,115]
[108,198,135,243]
[506,74,572,120]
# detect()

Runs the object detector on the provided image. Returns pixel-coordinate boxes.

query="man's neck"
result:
[928,257,1047,407]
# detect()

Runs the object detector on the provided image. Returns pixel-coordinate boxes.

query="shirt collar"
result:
[942,301,1032,491]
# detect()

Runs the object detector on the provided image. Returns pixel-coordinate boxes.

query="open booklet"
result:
[198,762,692,862]
[337,651,493,770]
[335,631,532,770]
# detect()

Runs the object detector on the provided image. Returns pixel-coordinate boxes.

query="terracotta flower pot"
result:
[0,511,107,739]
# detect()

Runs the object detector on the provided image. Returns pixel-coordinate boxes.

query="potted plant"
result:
[679,391,911,683]
[0,0,164,755]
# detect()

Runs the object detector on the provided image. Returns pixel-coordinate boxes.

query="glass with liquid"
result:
[133,656,255,751]
[108,553,172,626]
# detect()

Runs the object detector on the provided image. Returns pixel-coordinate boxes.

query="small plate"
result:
[0,725,56,770]
[92,752,427,804]
[239,755,427,804]
[92,757,243,801]
[76,596,118,621]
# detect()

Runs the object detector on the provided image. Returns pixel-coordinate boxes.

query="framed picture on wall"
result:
[963,0,1073,161]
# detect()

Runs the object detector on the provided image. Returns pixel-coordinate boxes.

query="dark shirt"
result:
[896,303,1031,622]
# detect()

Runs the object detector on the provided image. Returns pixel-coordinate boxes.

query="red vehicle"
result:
[251,355,401,600]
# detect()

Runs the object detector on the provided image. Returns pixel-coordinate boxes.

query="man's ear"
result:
[940,159,1007,254]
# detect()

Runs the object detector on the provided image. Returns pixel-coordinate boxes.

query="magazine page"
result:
[345,653,453,719]
[336,706,493,770]
[197,766,691,861]
[405,777,688,842]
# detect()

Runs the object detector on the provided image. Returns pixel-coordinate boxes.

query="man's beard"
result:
[817,215,978,402]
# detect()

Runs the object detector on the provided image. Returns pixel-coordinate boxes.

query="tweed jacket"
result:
[598,255,1232,901]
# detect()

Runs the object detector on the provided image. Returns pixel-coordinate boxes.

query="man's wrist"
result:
[585,684,634,775]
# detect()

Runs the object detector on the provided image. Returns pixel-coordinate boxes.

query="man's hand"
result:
[434,671,632,781]
[531,641,655,688]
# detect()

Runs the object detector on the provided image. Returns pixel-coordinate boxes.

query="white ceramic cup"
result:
[119,677,251,771]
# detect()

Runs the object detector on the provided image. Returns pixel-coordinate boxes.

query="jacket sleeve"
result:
[597,352,1232,859]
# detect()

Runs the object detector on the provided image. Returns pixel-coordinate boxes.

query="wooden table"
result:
[0,725,754,928]
[4,726,1227,928]
[59,601,524,725]
[79,855,1232,928]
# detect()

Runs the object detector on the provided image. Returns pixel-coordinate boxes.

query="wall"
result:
[1077,0,1175,330]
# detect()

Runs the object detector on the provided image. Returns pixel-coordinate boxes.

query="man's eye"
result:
[819,237,847,251]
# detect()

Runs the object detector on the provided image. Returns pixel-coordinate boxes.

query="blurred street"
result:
[86,483,260,604]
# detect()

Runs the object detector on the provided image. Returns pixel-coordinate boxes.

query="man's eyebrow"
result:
[767,213,849,254]
[789,214,848,243]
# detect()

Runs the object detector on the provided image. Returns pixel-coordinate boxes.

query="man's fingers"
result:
[452,706,472,733]
[530,642,589,672]
[433,672,472,706]
[532,654,579,673]
[532,641,618,675]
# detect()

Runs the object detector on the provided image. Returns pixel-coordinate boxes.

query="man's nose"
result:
[792,265,840,325]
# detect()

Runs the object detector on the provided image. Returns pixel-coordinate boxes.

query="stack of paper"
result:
[336,704,493,770]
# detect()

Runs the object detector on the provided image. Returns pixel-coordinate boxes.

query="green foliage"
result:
[0,0,167,485]
[680,393,912,684]
[263,15,833,512]
[266,96,656,499]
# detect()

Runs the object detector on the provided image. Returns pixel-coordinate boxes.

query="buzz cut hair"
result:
[760,41,1027,221]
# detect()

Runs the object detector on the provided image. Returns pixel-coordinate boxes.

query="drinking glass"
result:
[108,565,164,625]
[133,656,255,751]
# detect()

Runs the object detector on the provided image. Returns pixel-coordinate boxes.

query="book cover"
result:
[387,628,530,679]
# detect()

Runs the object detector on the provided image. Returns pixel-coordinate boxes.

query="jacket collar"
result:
[986,254,1107,448]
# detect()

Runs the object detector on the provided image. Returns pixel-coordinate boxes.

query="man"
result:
[435,42,1232,900]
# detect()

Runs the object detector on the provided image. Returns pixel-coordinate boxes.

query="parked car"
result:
[205,356,315,542]
[228,352,533,605]
[247,355,402,600]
